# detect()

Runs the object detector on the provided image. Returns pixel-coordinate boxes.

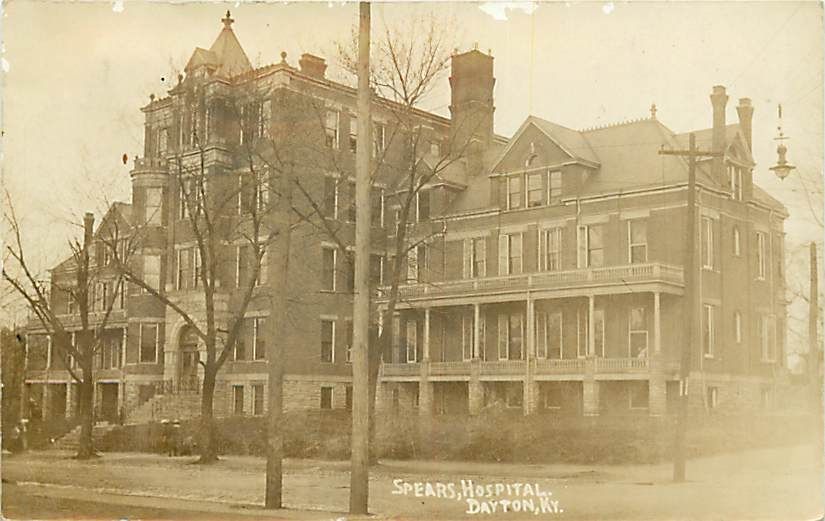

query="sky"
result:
[1,1,823,344]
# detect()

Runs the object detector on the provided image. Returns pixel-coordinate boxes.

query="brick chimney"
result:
[449,48,495,174]
[710,85,728,185]
[83,212,95,249]
[299,53,327,80]
[736,97,753,152]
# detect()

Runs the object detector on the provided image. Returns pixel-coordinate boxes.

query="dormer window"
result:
[728,164,744,201]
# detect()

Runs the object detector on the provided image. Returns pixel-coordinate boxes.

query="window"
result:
[344,320,353,363]
[760,314,776,362]
[321,247,336,291]
[145,187,163,226]
[139,323,159,363]
[527,172,544,207]
[756,231,767,280]
[233,385,244,415]
[372,122,386,157]
[157,127,169,155]
[325,110,339,149]
[259,100,271,139]
[252,384,264,415]
[536,311,562,359]
[416,191,430,221]
[405,320,418,363]
[107,335,122,369]
[253,317,266,360]
[628,220,647,264]
[342,181,355,223]
[143,255,161,292]
[461,313,474,360]
[707,386,718,410]
[542,385,562,409]
[498,233,522,275]
[345,385,353,411]
[320,386,333,409]
[369,254,384,286]
[463,237,487,279]
[629,307,648,358]
[497,313,523,360]
[702,217,714,269]
[729,164,743,201]
[407,245,427,282]
[256,249,267,287]
[734,311,742,344]
[541,228,563,271]
[179,183,189,220]
[594,309,605,357]
[548,170,562,205]
[234,320,248,361]
[507,176,522,210]
[578,225,604,268]
[324,177,338,218]
[321,320,335,363]
[349,115,358,152]
[177,248,193,290]
[370,188,384,227]
[733,226,741,256]
[702,304,715,358]
[67,290,76,315]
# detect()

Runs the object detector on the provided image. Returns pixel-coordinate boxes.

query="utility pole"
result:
[809,243,820,407]
[659,133,721,482]
[350,1,372,515]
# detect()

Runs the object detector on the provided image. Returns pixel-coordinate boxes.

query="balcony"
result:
[387,262,684,305]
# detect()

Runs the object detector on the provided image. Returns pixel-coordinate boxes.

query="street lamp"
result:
[770,103,796,181]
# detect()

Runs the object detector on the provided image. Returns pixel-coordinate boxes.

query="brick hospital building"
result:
[23,13,787,425]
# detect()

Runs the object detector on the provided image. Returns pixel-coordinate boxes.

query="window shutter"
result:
[462,239,471,279]
[498,234,509,276]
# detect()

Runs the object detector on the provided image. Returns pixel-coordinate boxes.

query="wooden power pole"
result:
[350,1,372,515]
[659,133,721,482]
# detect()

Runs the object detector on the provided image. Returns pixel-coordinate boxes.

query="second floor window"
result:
[756,231,767,280]
[497,312,523,360]
[527,172,544,207]
[628,220,648,264]
[702,304,715,358]
[325,110,339,149]
[324,177,338,219]
[349,115,358,152]
[498,233,523,275]
[321,247,336,291]
[321,319,335,363]
[536,311,562,359]
[370,188,385,227]
[253,317,266,360]
[373,122,386,157]
[541,228,563,271]
[464,237,487,279]
[177,247,201,290]
[728,164,744,201]
[416,190,430,222]
[143,255,161,292]
[702,217,715,269]
[145,187,163,226]
[629,307,648,357]
[548,170,562,205]
[406,244,427,283]
[578,224,604,268]
[139,323,159,363]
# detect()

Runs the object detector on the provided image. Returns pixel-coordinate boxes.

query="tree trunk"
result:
[198,367,218,463]
[75,363,96,459]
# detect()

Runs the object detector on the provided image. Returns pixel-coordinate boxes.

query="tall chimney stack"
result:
[449,48,495,175]
[736,97,753,152]
[83,212,95,248]
[710,85,729,185]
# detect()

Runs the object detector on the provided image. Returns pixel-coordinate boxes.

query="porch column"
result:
[524,298,536,415]
[588,295,595,356]
[423,308,431,361]
[473,303,481,359]
[654,292,662,354]
[468,358,483,415]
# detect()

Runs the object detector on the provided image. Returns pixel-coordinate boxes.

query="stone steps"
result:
[51,422,117,451]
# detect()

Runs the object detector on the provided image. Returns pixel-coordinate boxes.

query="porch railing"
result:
[391,262,684,301]
[595,357,649,372]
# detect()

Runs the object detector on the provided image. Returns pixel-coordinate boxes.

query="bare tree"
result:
[2,194,134,459]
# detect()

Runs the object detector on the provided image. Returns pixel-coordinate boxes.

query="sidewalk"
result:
[3,444,823,520]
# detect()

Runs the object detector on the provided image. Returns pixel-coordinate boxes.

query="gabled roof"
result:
[184,12,252,78]
[674,124,754,165]
[490,116,599,172]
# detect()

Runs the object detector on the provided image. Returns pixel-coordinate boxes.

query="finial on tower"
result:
[650,103,657,120]
[222,10,234,28]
